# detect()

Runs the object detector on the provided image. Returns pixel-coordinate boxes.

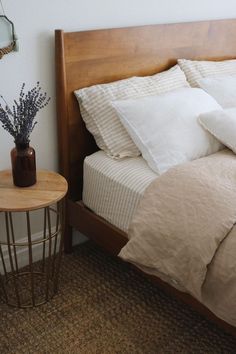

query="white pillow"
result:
[197,75,236,108]
[178,59,236,87]
[199,108,236,153]
[112,88,223,174]
[75,65,189,158]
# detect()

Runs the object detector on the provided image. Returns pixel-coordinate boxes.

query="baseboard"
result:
[0,227,57,273]
[72,229,88,246]
[0,228,87,274]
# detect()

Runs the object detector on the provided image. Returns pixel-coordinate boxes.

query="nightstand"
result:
[0,169,68,308]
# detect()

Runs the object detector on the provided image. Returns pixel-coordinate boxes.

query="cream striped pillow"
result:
[178,59,236,87]
[75,65,189,158]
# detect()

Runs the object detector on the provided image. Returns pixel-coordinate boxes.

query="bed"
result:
[55,19,236,335]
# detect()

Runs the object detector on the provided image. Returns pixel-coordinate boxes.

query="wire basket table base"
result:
[0,200,65,308]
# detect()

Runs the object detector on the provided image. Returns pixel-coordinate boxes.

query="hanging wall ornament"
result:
[0,0,19,59]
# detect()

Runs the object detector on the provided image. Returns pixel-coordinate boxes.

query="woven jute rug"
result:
[0,241,236,354]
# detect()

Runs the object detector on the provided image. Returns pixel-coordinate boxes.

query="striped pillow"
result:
[178,59,236,87]
[75,65,189,158]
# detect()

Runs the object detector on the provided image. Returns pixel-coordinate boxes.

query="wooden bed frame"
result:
[55,19,236,336]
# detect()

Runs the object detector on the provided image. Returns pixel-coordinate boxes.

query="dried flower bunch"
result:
[0,82,50,145]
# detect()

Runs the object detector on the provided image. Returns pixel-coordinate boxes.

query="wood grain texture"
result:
[68,200,127,255]
[55,19,236,201]
[55,19,236,333]
[0,170,68,211]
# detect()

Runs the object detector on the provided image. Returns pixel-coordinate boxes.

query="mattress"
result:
[82,151,158,232]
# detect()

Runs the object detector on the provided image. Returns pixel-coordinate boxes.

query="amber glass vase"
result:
[11,142,36,187]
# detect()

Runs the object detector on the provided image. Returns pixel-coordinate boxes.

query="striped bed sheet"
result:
[82,150,158,232]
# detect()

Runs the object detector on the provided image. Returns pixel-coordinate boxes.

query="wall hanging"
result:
[0,0,18,59]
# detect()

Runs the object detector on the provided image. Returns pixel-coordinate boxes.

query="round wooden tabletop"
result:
[0,170,68,212]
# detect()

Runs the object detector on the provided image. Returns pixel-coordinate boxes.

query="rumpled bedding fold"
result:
[119,149,236,325]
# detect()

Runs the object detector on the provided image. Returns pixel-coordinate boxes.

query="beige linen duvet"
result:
[119,149,236,326]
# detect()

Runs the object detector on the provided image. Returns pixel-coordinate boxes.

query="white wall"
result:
[1,0,236,171]
[0,1,236,247]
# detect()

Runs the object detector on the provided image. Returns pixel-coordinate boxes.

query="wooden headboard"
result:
[55,19,236,200]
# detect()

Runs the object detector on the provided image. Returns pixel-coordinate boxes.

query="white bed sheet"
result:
[82,150,158,232]
[82,151,187,292]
